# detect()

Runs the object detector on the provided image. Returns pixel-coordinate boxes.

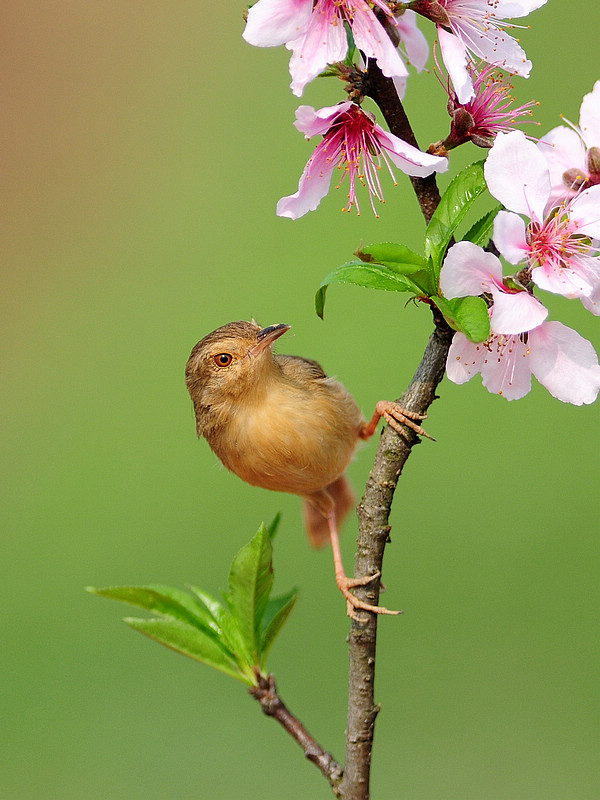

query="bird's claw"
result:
[378,401,435,441]
[337,570,402,619]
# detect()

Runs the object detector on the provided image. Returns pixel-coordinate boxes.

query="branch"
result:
[339,313,452,800]
[363,59,441,224]
[250,672,344,792]
[338,65,453,800]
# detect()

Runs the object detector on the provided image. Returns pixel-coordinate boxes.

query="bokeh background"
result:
[3,2,598,798]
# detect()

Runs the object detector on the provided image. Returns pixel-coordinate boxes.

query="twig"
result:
[250,671,344,792]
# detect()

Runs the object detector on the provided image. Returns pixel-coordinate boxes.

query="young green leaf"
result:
[259,589,298,668]
[316,261,424,318]
[187,585,249,663]
[87,584,219,636]
[90,525,297,682]
[267,512,282,540]
[124,616,254,684]
[228,525,274,660]
[357,242,429,270]
[425,161,488,276]
[432,295,491,343]
[462,205,501,248]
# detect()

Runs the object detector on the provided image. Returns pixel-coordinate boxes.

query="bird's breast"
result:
[205,378,363,498]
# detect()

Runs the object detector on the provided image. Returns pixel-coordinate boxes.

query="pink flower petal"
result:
[492,210,529,265]
[494,0,548,14]
[276,146,336,219]
[484,131,550,220]
[288,2,348,96]
[446,332,486,384]
[579,79,600,148]
[489,287,547,334]
[569,184,600,240]
[395,10,429,72]
[440,241,503,298]
[537,127,587,204]
[377,129,448,177]
[529,321,600,405]
[480,334,532,400]
[243,0,313,47]
[294,102,353,136]
[581,284,600,316]
[464,24,531,77]
[351,4,409,80]
[538,127,586,184]
[531,261,595,299]
[438,27,473,103]
[391,75,408,101]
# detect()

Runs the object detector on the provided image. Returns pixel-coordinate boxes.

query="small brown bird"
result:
[185,320,430,617]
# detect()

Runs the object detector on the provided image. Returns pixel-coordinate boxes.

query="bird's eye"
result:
[213,353,233,368]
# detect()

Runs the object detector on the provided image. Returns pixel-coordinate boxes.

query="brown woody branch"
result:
[250,671,344,792]
[337,63,453,800]
[363,59,442,224]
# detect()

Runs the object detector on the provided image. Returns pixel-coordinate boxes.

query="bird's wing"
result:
[274,353,328,382]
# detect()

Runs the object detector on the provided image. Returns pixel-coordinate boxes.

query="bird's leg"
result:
[326,509,401,619]
[359,400,434,441]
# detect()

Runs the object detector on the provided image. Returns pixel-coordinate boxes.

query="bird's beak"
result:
[251,323,291,355]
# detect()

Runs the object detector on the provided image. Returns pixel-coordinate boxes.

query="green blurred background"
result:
[3,2,598,798]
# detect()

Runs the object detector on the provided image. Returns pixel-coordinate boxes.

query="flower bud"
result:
[586,146,600,183]
[562,168,587,192]
[409,0,451,26]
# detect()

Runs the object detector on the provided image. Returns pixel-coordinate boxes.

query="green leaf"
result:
[228,525,274,660]
[186,585,248,663]
[90,526,297,682]
[267,512,282,540]
[124,617,254,684]
[358,242,429,270]
[425,161,488,276]
[462,205,501,248]
[87,584,219,636]
[432,295,491,343]
[259,589,298,669]
[316,261,424,318]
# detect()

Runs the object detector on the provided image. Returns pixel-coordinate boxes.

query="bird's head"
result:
[185,320,290,407]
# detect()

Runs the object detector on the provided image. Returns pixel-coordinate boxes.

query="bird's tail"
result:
[302,474,356,548]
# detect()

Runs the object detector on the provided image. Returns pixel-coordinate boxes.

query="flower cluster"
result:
[429,55,537,155]
[277,102,448,218]
[440,101,600,404]
[244,0,548,218]
[538,81,600,206]
[441,241,600,404]
[243,0,599,406]
[410,0,547,103]
[243,0,425,97]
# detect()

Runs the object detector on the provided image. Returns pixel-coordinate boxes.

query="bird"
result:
[185,320,431,618]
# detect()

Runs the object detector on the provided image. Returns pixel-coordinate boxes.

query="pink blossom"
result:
[485,131,600,314]
[538,80,600,205]
[411,0,547,103]
[354,11,429,102]
[431,56,537,153]
[394,10,430,74]
[441,242,600,403]
[243,0,413,97]
[276,102,448,218]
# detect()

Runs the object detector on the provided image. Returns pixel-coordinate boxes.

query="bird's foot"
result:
[376,401,435,441]
[336,570,402,619]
